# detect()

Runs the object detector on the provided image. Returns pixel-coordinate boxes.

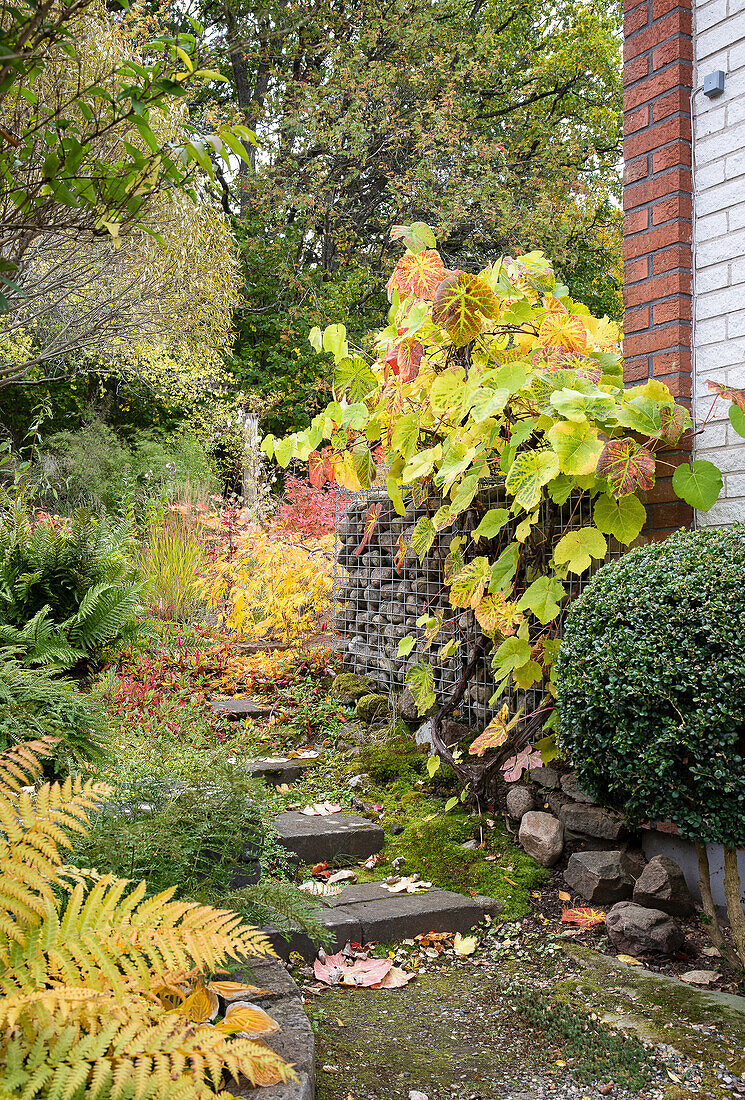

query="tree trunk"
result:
[695,841,740,970]
[723,846,745,969]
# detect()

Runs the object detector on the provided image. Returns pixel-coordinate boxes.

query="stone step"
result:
[265,881,494,961]
[274,811,384,864]
[246,757,316,785]
[211,697,274,720]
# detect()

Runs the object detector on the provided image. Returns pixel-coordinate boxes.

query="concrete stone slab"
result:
[211,697,274,720]
[230,956,314,1100]
[246,757,314,785]
[274,811,384,864]
[263,909,363,961]
[343,886,484,943]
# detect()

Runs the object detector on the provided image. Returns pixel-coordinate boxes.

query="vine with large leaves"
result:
[263,222,727,801]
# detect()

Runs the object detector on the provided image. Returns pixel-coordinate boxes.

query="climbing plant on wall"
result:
[263,222,723,798]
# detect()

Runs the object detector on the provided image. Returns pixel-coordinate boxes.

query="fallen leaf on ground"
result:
[361,853,384,869]
[208,981,271,1001]
[530,890,542,898]
[327,869,357,885]
[561,907,606,930]
[311,861,329,876]
[372,966,416,989]
[503,877,518,886]
[453,933,478,957]
[382,875,432,894]
[701,945,721,957]
[300,801,342,816]
[616,954,642,966]
[558,890,571,901]
[314,952,394,988]
[299,881,342,896]
[215,1002,281,1037]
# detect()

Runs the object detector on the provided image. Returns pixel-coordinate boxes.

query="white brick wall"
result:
[693,0,745,525]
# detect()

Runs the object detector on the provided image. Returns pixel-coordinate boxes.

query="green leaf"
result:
[492,362,527,392]
[444,796,459,812]
[430,369,465,417]
[390,412,421,462]
[387,475,406,516]
[534,733,558,764]
[489,544,519,592]
[492,636,532,678]
[552,527,607,575]
[672,460,723,511]
[472,508,509,542]
[548,421,603,476]
[616,395,663,437]
[405,661,436,715]
[334,356,376,401]
[505,450,560,511]
[549,386,616,423]
[593,493,646,545]
[729,403,745,439]
[516,576,564,624]
[411,516,437,563]
[427,755,441,778]
[470,388,510,422]
[273,437,294,468]
[397,635,415,657]
[322,323,348,363]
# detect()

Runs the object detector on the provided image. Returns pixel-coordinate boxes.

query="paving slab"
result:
[211,697,274,720]
[263,909,364,961]
[274,811,384,864]
[231,955,314,1100]
[246,757,315,785]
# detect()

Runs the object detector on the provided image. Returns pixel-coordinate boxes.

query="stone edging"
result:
[231,956,315,1100]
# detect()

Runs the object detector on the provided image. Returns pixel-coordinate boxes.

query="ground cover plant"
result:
[557,523,745,968]
[264,225,726,801]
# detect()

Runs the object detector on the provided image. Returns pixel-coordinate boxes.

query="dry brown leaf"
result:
[558,890,571,901]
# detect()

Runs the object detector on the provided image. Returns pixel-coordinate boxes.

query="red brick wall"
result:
[622,0,694,535]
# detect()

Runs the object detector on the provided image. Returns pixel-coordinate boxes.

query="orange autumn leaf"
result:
[215,1002,281,1037]
[538,312,588,353]
[386,250,447,300]
[176,983,218,1023]
[561,907,606,929]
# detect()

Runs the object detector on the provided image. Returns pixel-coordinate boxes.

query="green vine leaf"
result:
[596,438,655,497]
[489,544,519,592]
[729,403,745,439]
[505,450,560,511]
[397,636,415,657]
[411,516,437,563]
[473,508,510,542]
[593,493,646,545]
[450,557,492,609]
[671,460,723,511]
[405,661,436,715]
[547,421,603,476]
[552,527,607,575]
[516,576,565,624]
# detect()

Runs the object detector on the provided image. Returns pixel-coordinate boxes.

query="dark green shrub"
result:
[0,505,141,670]
[556,524,745,848]
[0,652,106,774]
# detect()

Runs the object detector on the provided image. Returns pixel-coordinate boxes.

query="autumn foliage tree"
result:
[264,223,724,799]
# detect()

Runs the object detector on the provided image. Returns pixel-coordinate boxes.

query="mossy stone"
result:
[330,673,375,704]
[354,693,390,723]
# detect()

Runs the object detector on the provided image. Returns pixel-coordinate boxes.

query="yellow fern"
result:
[0,741,293,1098]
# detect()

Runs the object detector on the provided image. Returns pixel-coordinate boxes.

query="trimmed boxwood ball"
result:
[555,524,745,848]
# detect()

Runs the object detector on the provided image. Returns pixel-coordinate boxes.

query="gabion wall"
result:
[332,483,617,729]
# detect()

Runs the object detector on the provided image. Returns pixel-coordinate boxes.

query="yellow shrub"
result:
[0,738,292,1099]
[202,525,336,642]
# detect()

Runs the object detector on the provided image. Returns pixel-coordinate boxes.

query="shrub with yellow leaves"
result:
[0,738,293,1099]
[202,524,336,643]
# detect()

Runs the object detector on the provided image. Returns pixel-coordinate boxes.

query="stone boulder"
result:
[331,673,376,705]
[354,693,390,724]
[399,686,437,723]
[564,850,635,904]
[519,811,564,867]
[633,855,695,917]
[530,766,561,789]
[606,901,684,956]
[506,786,535,822]
[557,802,627,842]
[559,772,595,804]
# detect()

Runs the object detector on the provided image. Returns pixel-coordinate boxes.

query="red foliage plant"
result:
[273,475,338,538]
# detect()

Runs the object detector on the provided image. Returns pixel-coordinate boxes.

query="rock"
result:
[330,673,376,704]
[472,895,504,918]
[461,840,479,850]
[606,901,684,956]
[399,686,436,723]
[354,693,390,723]
[210,697,273,720]
[530,766,561,789]
[633,855,695,917]
[519,811,564,867]
[414,720,434,750]
[680,969,719,986]
[506,786,535,821]
[556,802,627,841]
[559,771,595,804]
[347,774,368,788]
[564,850,636,904]
[442,719,470,745]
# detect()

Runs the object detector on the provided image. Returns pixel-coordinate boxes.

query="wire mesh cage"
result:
[331,481,619,728]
